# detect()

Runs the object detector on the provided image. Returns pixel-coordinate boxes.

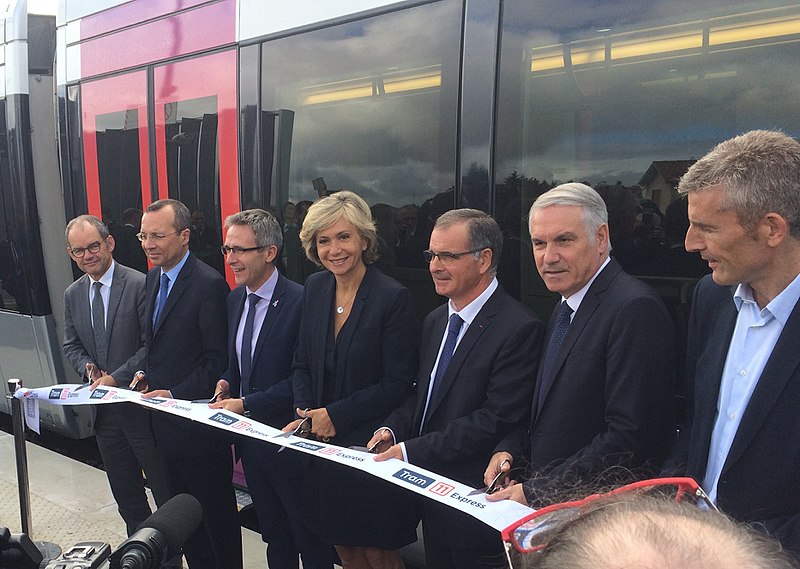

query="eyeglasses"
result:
[69,240,105,258]
[136,230,182,242]
[220,245,264,256]
[422,248,483,264]
[502,477,717,558]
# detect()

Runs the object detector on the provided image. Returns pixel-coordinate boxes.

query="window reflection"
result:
[259,0,461,318]
[163,95,224,275]
[496,0,800,309]
[95,109,148,273]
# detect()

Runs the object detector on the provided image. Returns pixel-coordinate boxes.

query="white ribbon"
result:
[14,384,532,532]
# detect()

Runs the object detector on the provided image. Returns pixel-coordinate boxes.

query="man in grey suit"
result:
[63,214,172,535]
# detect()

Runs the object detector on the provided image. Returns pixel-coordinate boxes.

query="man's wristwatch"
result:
[241,397,251,417]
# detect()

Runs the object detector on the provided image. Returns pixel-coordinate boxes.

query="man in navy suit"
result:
[486,183,675,505]
[138,199,240,569]
[209,209,331,569]
[62,214,172,536]
[370,209,544,569]
[665,130,800,557]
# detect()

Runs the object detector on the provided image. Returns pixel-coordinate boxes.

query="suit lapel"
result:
[154,255,192,334]
[535,261,619,414]
[105,266,126,341]
[145,269,159,342]
[228,287,247,376]
[690,293,737,471]
[414,308,448,427]
[333,268,374,400]
[723,297,800,472]
[252,274,285,366]
[75,274,98,357]
[423,289,499,420]
[314,274,335,405]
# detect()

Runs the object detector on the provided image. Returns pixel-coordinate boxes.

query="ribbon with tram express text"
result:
[14,384,533,532]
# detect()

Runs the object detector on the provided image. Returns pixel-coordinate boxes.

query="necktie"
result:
[240,293,261,395]
[421,313,464,432]
[538,300,573,408]
[91,281,107,368]
[153,273,170,328]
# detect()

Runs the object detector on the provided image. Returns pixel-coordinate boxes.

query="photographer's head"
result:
[507,483,798,569]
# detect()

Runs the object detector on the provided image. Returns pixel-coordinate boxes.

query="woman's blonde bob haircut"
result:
[300,190,379,266]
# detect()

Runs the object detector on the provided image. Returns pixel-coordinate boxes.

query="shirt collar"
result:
[247,267,278,302]
[734,271,800,326]
[91,260,116,288]
[448,277,498,326]
[160,249,190,282]
[563,256,610,313]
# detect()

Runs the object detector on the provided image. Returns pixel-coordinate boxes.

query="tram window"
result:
[259,0,460,318]
[496,0,800,312]
[95,109,148,273]
[162,96,224,275]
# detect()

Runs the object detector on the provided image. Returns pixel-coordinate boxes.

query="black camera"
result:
[43,542,111,568]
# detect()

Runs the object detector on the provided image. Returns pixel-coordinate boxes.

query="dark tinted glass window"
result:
[95,109,148,273]
[496,0,800,316]
[162,95,224,275]
[259,0,461,317]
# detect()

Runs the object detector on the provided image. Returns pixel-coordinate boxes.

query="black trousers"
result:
[165,444,242,569]
[94,404,173,536]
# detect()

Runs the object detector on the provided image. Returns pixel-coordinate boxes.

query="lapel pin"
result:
[272,299,279,307]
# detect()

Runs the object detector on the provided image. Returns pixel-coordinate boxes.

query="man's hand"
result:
[141,389,171,399]
[300,407,336,440]
[210,379,230,403]
[283,418,305,433]
[85,363,102,383]
[373,443,404,462]
[366,428,394,454]
[209,397,244,415]
[90,373,119,391]
[485,481,526,505]
[484,451,513,486]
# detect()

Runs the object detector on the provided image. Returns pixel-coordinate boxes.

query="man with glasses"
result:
[137,199,241,569]
[370,209,544,569]
[208,209,331,569]
[664,130,800,557]
[62,214,172,536]
[486,183,674,507]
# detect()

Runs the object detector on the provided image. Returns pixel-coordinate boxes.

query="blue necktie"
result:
[153,273,170,328]
[421,313,463,432]
[538,300,573,408]
[91,281,107,368]
[240,293,261,395]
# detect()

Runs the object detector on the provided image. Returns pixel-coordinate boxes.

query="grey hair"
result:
[678,130,800,236]
[529,183,611,248]
[146,199,192,232]
[526,495,800,569]
[224,209,283,251]
[433,209,503,275]
[65,214,110,244]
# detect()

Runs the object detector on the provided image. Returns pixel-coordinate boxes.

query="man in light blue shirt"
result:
[667,130,800,558]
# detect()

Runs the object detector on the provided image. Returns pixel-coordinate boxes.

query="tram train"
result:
[1,0,799,437]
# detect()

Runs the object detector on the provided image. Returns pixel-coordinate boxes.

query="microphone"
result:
[109,493,202,569]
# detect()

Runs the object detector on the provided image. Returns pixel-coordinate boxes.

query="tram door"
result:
[153,49,239,280]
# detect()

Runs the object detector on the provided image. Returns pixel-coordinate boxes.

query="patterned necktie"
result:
[153,273,170,328]
[91,281,107,368]
[538,300,573,409]
[421,313,464,432]
[240,293,261,395]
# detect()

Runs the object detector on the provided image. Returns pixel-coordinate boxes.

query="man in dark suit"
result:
[138,199,241,569]
[62,214,172,536]
[370,209,544,569]
[486,183,675,505]
[209,209,331,569]
[665,130,800,556]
